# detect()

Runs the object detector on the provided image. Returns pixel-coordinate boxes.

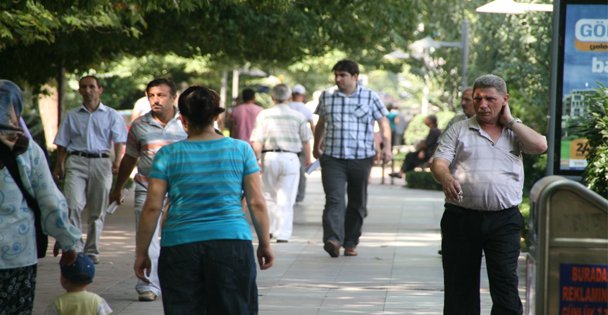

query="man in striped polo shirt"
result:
[251,84,312,243]
[313,59,392,258]
[431,74,547,314]
[110,78,187,302]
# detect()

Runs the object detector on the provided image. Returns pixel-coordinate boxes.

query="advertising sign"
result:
[553,0,608,175]
[560,263,608,314]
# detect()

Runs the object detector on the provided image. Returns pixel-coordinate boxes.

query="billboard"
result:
[551,0,608,176]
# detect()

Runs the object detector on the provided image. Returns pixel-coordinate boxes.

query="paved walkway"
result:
[33,167,527,314]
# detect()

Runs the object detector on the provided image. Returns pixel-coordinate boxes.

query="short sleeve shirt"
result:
[315,85,387,159]
[54,103,128,153]
[126,110,187,182]
[250,104,312,153]
[149,137,259,246]
[433,117,525,211]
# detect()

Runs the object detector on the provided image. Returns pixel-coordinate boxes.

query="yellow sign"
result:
[570,138,590,159]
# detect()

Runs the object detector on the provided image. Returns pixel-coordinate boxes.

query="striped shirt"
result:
[250,104,312,153]
[54,103,127,153]
[149,137,259,247]
[433,117,525,211]
[315,85,387,159]
[125,110,187,187]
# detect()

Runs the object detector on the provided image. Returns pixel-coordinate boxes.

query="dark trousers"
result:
[320,155,374,248]
[441,204,524,315]
[400,150,427,173]
[158,240,258,315]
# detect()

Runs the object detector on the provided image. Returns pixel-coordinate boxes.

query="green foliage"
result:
[581,85,608,198]
[0,1,417,87]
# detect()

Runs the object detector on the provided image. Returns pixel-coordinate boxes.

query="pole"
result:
[461,20,469,90]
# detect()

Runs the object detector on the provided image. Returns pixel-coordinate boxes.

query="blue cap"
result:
[61,253,95,285]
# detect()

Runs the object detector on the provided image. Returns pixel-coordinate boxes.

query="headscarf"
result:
[0,80,24,130]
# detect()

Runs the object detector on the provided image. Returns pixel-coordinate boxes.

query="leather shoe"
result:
[344,247,358,256]
[138,291,157,302]
[388,172,402,179]
[323,239,340,258]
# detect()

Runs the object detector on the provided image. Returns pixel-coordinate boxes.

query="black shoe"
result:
[388,172,403,179]
[277,239,288,243]
[323,240,340,258]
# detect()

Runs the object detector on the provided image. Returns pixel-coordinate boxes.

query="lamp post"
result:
[405,20,469,114]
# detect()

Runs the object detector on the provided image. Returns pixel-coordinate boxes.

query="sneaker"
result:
[87,255,100,265]
[138,291,157,302]
[388,172,403,179]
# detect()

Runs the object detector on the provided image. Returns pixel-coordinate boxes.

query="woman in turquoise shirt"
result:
[134,85,274,314]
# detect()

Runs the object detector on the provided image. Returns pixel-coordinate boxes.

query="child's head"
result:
[61,253,95,287]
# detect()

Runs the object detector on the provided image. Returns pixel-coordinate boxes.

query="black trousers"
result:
[441,204,524,315]
[400,150,428,172]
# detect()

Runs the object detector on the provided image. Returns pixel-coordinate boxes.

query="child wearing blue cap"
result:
[45,253,112,315]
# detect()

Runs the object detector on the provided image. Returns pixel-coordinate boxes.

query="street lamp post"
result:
[407,20,470,114]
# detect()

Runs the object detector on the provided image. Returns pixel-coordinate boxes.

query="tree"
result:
[0,1,418,86]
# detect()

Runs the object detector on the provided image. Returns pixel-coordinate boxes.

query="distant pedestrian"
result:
[130,96,151,122]
[393,107,409,146]
[313,59,392,258]
[46,253,112,315]
[251,84,312,243]
[289,84,315,203]
[228,88,263,145]
[53,75,128,265]
[444,87,475,130]
[431,74,547,314]
[110,78,187,302]
[134,85,274,314]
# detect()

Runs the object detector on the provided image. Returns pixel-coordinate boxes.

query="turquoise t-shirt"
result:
[149,137,260,247]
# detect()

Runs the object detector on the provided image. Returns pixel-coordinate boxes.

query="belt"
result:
[262,149,300,154]
[69,151,110,158]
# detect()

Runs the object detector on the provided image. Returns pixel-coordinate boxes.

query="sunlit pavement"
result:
[33,166,527,314]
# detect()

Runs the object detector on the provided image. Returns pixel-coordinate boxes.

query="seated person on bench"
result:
[389,114,440,179]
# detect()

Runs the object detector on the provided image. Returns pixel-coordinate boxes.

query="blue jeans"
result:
[441,204,524,315]
[158,240,258,315]
[320,155,374,248]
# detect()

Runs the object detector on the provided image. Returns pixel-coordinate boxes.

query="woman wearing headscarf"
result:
[0,80,81,314]
[134,85,274,314]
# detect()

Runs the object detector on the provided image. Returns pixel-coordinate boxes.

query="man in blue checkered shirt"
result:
[313,59,392,258]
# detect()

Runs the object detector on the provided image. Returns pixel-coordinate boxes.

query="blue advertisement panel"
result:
[560,263,608,314]
[554,2,608,175]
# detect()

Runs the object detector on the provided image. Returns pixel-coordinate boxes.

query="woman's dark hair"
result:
[178,86,225,128]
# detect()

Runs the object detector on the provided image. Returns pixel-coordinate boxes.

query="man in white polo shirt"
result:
[431,74,547,314]
[251,84,312,243]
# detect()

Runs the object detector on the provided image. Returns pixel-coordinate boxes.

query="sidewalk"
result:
[33,166,527,314]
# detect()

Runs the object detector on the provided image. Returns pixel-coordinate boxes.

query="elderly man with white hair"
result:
[251,84,312,243]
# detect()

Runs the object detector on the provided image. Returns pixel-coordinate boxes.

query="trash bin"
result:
[526,176,608,315]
